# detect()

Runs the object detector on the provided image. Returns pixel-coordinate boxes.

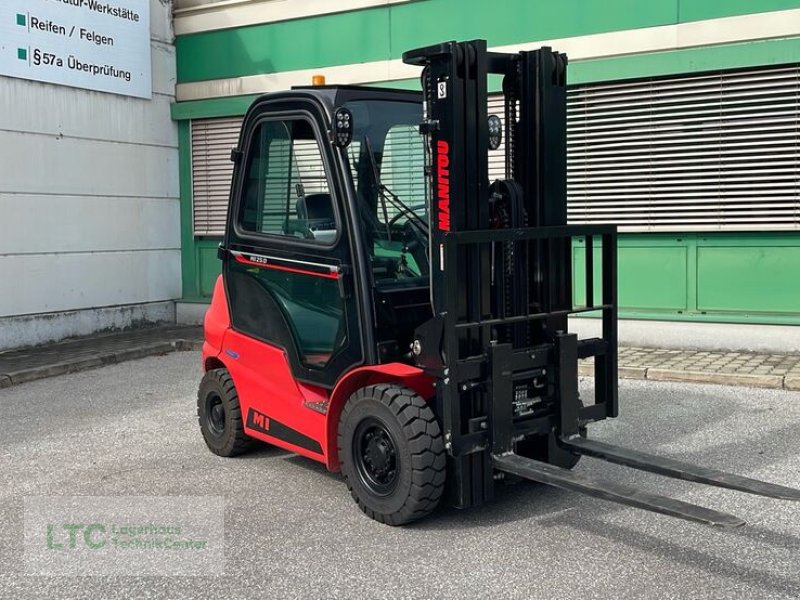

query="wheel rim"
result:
[353,417,399,497]
[205,392,226,438]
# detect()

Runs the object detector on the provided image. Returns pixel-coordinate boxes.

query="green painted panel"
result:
[678,0,800,22]
[180,225,800,321]
[180,120,224,301]
[178,121,196,299]
[177,9,390,83]
[570,37,800,84]
[388,0,677,59]
[573,241,688,311]
[697,246,800,313]
[173,38,800,122]
[613,311,800,325]
[569,235,800,319]
[696,233,800,247]
[572,242,607,308]
[618,246,688,310]
[171,95,258,121]
[365,78,420,91]
[177,0,679,82]
[198,244,223,297]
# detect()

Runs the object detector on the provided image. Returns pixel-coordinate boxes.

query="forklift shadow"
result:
[414,417,800,532]
[586,382,800,478]
[235,441,287,459]
[229,441,337,480]
[235,444,343,483]
[278,453,343,482]
[412,479,577,531]
[537,510,800,597]
[664,420,800,484]
[581,383,744,451]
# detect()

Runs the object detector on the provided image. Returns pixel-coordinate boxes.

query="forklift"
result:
[197,40,800,526]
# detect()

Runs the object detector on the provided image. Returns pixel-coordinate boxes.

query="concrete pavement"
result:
[1,352,800,599]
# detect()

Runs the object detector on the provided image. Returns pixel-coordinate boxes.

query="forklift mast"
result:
[403,40,619,508]
[396,41,800,525]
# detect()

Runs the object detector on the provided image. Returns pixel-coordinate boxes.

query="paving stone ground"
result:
[582,347,800,390]
[619,347,800,376]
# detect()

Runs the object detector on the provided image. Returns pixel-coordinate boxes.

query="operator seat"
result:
[297,193,336,243]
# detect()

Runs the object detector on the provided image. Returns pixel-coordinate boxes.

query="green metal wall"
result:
[173,0,800,324]
[175,0,800,83]
[574,234,800,324]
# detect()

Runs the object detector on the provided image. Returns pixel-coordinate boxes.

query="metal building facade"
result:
[171,0,800,328]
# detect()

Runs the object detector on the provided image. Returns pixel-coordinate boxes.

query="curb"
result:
[0,339,202,389]
[579,363,798,390]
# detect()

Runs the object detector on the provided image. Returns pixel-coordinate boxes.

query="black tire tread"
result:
[197,368,254,457]
[338,383,445,525]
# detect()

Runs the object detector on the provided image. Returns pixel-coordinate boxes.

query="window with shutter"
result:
[568,64,800,232]
[191,117,243,236]
[489,64,800,232]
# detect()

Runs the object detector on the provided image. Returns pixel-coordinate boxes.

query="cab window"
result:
[239,118,337,244]
[343,101,430,287]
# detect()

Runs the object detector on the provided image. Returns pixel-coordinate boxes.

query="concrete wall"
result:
[0,0,180,350]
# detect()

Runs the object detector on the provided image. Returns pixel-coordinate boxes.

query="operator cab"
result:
[222,85,430,389]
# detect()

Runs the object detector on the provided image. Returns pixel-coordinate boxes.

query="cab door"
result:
[219,98,363,455]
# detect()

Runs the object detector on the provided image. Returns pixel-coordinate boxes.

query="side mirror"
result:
[332,107,353,147]
[487,114,502,150]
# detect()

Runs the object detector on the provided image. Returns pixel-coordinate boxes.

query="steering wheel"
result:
[388,204,427,230]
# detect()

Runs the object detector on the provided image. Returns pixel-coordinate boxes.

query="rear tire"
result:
[338,384,446,525]
[197,368,254,457]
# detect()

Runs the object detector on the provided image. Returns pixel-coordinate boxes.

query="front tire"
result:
[338,384,446,525]
[197,368,253,457]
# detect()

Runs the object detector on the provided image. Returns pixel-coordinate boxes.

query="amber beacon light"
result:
[312,74,326,86]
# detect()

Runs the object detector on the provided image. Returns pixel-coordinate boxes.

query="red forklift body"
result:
[203,273,434,469]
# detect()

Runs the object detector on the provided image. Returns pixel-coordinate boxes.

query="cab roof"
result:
[288,84,422,110]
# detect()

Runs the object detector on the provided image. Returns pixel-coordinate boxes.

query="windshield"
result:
[343,99,429,286]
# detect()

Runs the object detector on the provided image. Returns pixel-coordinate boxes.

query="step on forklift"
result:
[198,40,800,526]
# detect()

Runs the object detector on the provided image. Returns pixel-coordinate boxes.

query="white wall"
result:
[0,0,179,350]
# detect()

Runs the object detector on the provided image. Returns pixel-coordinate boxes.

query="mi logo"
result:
[247,409,271,434]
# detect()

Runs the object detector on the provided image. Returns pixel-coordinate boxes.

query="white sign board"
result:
[0,0,151,99]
